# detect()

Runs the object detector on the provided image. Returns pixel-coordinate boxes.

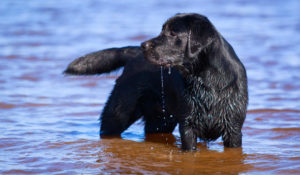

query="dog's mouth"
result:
[146,54,191,76]
[142,46,174,67]
[142,49,184,69]
[158,59,173,67]
[148,56,174,67]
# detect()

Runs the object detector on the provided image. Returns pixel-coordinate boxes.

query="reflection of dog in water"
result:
[65,13,248,151]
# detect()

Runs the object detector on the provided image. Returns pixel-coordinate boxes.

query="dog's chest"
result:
[184,77,218,126]
[184,76,225,140]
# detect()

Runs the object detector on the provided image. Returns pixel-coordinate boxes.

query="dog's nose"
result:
[141,41,151,50]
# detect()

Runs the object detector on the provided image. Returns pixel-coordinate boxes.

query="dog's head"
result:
[141,13,218,73]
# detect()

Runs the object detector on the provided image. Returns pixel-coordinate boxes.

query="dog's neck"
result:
[182,39,236,92]
[181,43,221,115]
[181,41,216,78]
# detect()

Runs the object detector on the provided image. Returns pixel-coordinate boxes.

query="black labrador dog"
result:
[65,13,248,151]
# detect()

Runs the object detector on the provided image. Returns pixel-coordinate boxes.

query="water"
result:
[160,66,166,114]
[1,0,300,174]
[168,66,171,75]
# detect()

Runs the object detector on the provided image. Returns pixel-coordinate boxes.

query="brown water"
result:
[1,0,300,174]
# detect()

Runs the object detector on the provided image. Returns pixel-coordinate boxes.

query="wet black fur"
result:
[65,46,186,135]
[64,13,248,151]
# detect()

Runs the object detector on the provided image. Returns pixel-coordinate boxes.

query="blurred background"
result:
[0,0,299,174]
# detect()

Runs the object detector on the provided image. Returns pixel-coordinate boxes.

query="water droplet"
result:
[169,150,173,160]
[160,66,166,115]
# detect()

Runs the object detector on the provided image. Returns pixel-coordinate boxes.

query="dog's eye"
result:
[170,31,177,37]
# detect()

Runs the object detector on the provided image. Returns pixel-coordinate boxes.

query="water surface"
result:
[1,0,300,174]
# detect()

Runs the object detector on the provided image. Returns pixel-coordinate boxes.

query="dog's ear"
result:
[187,17,217,57]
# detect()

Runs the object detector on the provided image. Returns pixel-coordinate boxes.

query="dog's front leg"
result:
[222,128,242,148]
[179,123,197,151]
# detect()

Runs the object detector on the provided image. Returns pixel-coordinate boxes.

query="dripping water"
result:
[160,66,166,114]
[160,66,174,132]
